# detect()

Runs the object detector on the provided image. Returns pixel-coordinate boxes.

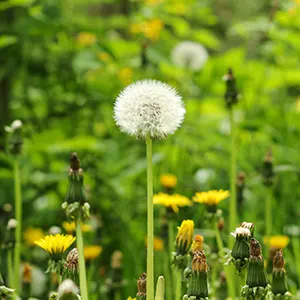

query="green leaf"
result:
[0,35,18,48]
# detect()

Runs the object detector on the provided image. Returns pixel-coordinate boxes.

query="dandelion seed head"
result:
[171,41,208,71]
[7,218,18,230]
[58,279,79,295]
[232,227,251,238]
[114,80,185,139]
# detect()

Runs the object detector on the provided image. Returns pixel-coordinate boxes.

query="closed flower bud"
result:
[184,251,208,300]
[223,68,239,108]
[231,226,251,272]
[175,220,194,256]
[242,238,271,299]
[272,250,290,296]
[262,149,275,186]
[5,119,23,155]
[137,273,146,300]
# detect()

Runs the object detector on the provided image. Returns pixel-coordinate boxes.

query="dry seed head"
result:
[66,248,79,273]
[250,238,262,259]
[137,273,147,296]
[273,250,285,271]
[192,250,208,273]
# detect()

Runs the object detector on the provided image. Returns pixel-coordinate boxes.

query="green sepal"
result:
[272,270,288,295]
[187,271,208,299]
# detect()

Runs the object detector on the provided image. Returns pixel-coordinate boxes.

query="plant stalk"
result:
[229,107,237,248]
[8,249,14,288]
[14,159,22,293]
[266,187,272,237]
[146,134,154,300]
[76,221,89,300]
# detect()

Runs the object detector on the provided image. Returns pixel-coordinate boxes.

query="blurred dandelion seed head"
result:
[58,279,79,295]
[171,41,208,71]
[114,80,185,139]
[7,218,18,230]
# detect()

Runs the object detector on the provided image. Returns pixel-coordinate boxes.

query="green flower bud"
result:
[272,251,290,296]
[155,276,165,300]
[224,68,239,108]
[184,251,209,300]
[5,120,23,156]
[262,149,275,186]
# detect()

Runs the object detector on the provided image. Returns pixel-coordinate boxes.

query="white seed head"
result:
[49,226,61,235]
[114,80,185,139]
[58,279,79,295]
[7,218,18,230]
[233,227,251,237]
[171,41,208,71]
[11,120,23,130]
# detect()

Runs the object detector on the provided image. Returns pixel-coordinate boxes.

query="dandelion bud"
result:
[155,276,165,300]
[271,251,291,297]
[242,238,270,298]
[114,80,185,140]
[262,149,275,186]
[5,119,23,155]
[65,248,79,274]
[175,220,194,256]
[66,153,87,205]
[223,68,239,108]
[58,279,79,300]
[137,273,146,300]
[217,218,225,232]
[183,250,208,300]
[191,235,204,254]
[237,172,246,211]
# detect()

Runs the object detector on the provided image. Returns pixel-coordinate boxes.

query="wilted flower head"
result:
[137,273,147,298]
[191,235,204,254]
[65,248,79,273]
[114,80,185,139]
[171,41,208,71]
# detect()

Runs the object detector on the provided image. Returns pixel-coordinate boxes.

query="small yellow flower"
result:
[35,234,75,257]
[76,32,97,47]
[84,245,102,261]
[118,67,133,85]
[62,221,92,234]
[160,173,177,188]
[127,297,136,300]
[176,220,194,255]
[153,193,192,213]
[130,19,164,42]
[145,237,164,252]
[145,0,164,5]
[263,236,289,249]
[191,235,204,253]
[24,228,44,246]
[193,190,230,206]
[98,52,111,62]
[294,0,300,5]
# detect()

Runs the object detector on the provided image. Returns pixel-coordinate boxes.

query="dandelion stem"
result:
[146,134,154,300]
[8,250,14,288]
[229,107,237,248]
[266,187,272,237]
[76,221,89,300]
[175,269,181,300]
[215,220,236,299]
[14,159,22,293]
[163,251,172,300]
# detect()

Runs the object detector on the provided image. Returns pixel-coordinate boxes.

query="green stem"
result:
[168,221,175,299]
[76,221,89,300]
[229,107,237,249]
[14,159,22,293]
[265,188,272,237]
[215,221,236,299]
[8,250,14,288]
[163,251,172,300]
[211,264,217,298]
[146,134,154,300]
[175,269,181,300]
[292,238,300,286]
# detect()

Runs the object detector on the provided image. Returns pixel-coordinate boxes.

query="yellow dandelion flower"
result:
[263,236,289,249]
[24,228,44,246]
[130,19,164,42]
[193,190,230,206]
[288,6,297,15]
[153,193,192,213]
[98,52,111,62]
[145,0,164,6]
[191,235,204,253]
[118,67,133,85]
[176,220,194,255]
[145,236,164,252]
[160,173,177,188]
[62,221,92,234]
[127,297,136,300]
[35,234,75,257]
[76,32,97,47]
[296,0,300,4]
[84,245,102,261]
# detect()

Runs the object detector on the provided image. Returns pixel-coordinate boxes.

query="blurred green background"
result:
[1,0,300,298]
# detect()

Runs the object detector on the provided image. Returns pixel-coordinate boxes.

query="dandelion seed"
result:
[171,41,208,71]
[114,80,185,139]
